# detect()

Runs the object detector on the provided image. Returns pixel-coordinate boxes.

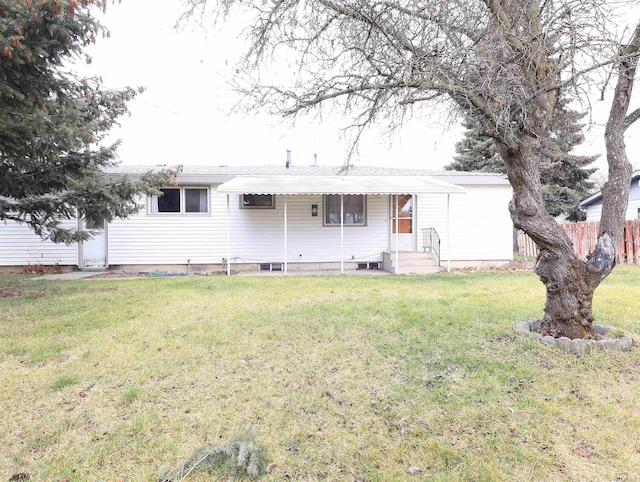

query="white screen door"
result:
[390,194,414,251]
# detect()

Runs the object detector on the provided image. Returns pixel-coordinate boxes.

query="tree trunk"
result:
[600,25,639,251]
[498,135,616,339]
[497,25,640,340]
[535,234,616,339]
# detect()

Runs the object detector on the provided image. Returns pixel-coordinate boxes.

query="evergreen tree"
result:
[446,98,597,221]
[0,0,176,243]
[446,117,503,173]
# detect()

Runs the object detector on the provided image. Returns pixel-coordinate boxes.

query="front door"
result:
[389,194,414,251]
[80,218,107,268]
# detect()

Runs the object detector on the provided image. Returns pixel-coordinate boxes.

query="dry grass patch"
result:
[0,268,639,481]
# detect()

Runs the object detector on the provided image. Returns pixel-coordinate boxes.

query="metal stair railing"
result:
[422,228,441,266]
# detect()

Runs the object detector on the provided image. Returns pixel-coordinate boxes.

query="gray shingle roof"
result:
[107,164,509,185]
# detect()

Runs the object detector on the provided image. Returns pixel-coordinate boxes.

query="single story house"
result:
[578,170,640,222]
[0,165,513,274]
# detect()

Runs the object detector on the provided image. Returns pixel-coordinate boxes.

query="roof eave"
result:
[216,175,466,196]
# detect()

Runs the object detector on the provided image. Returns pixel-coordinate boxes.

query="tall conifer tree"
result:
[447,97,597,221]
[0,0,176,243]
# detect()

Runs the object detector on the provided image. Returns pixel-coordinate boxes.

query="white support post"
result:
[447,193,451,272]
[395,194,399,275]
[413,193,417,251]
[226,194,231,276]
[340,194,345,274]
[284,195,288,275]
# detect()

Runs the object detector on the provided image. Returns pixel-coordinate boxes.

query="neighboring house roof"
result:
[109,164,510,186]
[217,175,465,195]
[578,170,640,209]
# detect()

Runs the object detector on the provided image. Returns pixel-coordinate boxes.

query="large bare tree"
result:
[185,0,640,339]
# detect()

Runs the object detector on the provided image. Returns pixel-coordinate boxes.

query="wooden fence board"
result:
[635,222,640,265]
[578,223,585,257]
[517,220,640,265]
[624,221,633,264]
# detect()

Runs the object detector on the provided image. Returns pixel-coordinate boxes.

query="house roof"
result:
[578,169,640,209]
[109,164,510,186]
[216,175,466,195]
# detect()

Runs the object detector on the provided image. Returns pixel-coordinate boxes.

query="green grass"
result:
[122,385,143,405]
[0,267,639,481]
[50,375,80,391]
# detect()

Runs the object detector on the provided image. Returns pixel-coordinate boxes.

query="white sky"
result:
[77,0,640,172]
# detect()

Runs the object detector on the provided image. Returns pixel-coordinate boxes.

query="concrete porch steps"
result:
[382,251,442,275]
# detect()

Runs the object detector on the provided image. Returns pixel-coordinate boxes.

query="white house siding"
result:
[225,193,389,265]
[1,175,514,269]
[107,189,389,267]
[582,175,640,222]
[0,219,78,266]
[584,199,640,222]
[107,188,226,265]
[627,200,640,220]
[584,201,602,222]
[416,185,513,261]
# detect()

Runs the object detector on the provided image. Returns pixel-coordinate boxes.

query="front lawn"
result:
[0,267,638,481]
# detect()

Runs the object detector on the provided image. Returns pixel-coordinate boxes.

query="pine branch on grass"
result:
[158,430,269,481]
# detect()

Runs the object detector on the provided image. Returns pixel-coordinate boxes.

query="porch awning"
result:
[216,175,465,195]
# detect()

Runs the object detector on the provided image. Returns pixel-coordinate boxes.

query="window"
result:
[242,194,275,209]
[357,262,380,270]
[185,188,208,213]
[259,262,282,271]
[156,188,180,213]
[391,194,413,234]
[323,194,366,226]
[150,187,209,214]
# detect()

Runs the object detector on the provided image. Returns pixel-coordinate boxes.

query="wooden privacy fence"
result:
[517,220,640,265]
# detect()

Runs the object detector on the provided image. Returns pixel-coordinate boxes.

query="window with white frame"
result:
[323,194,366,225]
[150,187,209,214]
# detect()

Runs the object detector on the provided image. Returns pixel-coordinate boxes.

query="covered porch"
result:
[216,175,465,275]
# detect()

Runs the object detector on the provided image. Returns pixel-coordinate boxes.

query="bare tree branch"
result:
[623,106,640,131]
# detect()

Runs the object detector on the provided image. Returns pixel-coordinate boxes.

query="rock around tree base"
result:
[515,319,633,355]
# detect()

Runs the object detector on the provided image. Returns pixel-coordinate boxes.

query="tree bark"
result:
[500,24,640,340]
[498,136,601,339]
[600,25,640,248]
[535,241,614,339]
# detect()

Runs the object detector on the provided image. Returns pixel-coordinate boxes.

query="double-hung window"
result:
[323,194,366,226]
[150,187,209,214]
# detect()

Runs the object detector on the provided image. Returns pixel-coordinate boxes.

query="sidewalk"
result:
[33,271,104,281]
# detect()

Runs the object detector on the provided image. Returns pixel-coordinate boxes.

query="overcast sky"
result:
[79,0,639,172]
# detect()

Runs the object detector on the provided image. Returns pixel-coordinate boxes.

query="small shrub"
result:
[158,430,269,481]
